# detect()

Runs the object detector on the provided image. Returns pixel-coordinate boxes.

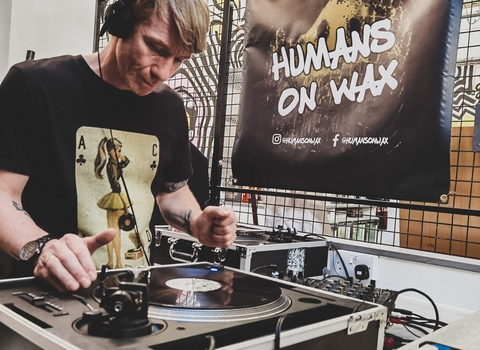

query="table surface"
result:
[398,310,480,350]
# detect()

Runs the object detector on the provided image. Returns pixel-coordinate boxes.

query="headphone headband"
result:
[100,0,137,38]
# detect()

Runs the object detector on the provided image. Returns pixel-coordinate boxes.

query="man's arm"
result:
[0,170,44,257]
[0,169,115,292]
[156,185,237,247]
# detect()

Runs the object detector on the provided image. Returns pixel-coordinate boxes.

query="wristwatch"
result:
[19,235,52,262]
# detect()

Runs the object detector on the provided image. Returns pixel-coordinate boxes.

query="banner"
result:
[232,0,462,202]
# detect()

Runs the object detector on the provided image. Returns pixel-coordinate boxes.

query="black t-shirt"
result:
[0,55,192,274]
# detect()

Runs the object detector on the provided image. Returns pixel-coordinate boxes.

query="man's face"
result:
[114,10,191,96]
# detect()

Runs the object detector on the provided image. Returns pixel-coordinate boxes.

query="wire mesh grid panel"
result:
[397,1,480,258]
[95,0,480,259]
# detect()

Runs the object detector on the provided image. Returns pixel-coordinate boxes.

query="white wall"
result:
[327,239,480,324]
[0,0,13,80]
[0,0,96,80]
[458,3,480,61]
[376,254,480,323]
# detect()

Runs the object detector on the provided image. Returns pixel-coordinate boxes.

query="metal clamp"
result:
[213,247,227,265]
[347,308,387,335]
[154,229,162,248]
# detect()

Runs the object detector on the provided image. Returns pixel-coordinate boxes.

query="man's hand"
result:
[191,206,237,247]
[33,229,116,292]
[157,186,237,248]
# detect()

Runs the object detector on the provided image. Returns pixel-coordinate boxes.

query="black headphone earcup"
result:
[100,0,135,38]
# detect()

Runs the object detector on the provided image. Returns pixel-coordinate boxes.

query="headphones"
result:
[99,0,137,38]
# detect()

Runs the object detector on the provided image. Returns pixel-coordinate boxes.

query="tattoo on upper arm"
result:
[161,180,188,193]
[184,209,193,235]
[12,201,31,218]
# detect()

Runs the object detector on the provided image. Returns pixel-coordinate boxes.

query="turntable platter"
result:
[149,266,282,309]
[148,265,291,322]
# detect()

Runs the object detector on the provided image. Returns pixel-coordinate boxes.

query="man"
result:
[0,0,237,292]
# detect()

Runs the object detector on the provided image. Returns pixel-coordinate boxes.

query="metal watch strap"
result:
[28,235,52,263]
[35,234,52,254]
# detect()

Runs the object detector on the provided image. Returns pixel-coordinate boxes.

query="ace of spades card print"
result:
[75,126,159,269]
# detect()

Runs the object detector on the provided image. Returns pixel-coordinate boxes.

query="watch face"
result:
[19,241,39,261]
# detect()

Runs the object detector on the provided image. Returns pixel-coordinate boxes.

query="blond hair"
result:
[133,0,210,54]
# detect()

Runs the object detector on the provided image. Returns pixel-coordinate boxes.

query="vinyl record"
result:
[118,213,135,231]
[148,266,282,309]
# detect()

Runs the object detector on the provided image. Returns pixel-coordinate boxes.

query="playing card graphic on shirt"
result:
[75,126,159,269]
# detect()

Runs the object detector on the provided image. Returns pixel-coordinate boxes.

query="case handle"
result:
[168,238,200,263]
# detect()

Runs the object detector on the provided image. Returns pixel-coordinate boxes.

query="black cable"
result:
[405,318,445,331]
[409,312,448,327]
[300,233,326,241]
[406,322,437,331]
[352,294,366,313]
[328,243,351,281]
[394,309,447,329]
[96,66,151,266]
[109,130,151,266]
[72,294,94,311]
[386,288,441,330]
[402,323,429,337]
[324,274,350,281]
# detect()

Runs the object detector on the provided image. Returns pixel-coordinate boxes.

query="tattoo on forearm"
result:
[161,180,188,193]
[183,209,193,235]
[12,201,31,218]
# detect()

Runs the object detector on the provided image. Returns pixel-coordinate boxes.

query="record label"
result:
[165,278,222,292]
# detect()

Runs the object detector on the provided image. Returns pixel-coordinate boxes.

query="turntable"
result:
[0,263,387,349]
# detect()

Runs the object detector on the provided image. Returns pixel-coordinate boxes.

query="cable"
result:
[402,323,429,337]
[393,309,448,329]
[352,294,366,313]
[328,243,351,281]
[386,288,441,331]
[299,233,326,241]
[72,294,95,311]
[323,274,350,281]
[386,289,445,348]
[405,317,444,329]
[409,312,448,328]
[109,129,151,266]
